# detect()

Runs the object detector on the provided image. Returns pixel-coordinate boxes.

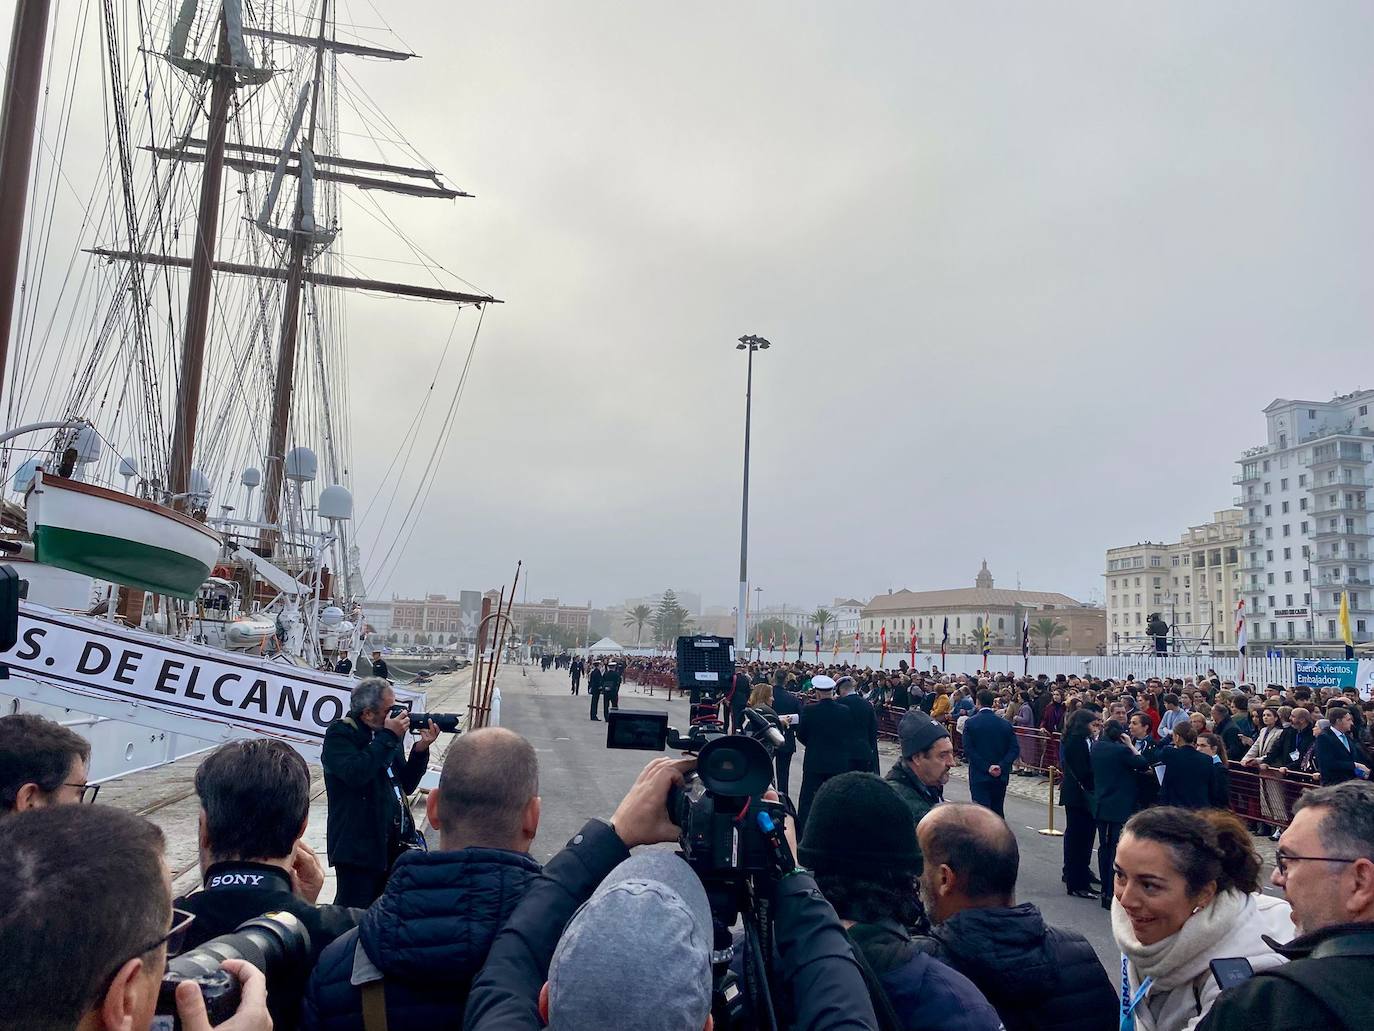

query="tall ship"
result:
[0,0,497,770]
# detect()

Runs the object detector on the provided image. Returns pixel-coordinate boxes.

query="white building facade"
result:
[1234,392,1373,648]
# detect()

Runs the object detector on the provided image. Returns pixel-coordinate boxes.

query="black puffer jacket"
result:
[916,904,1116,1031]
[301,846,541,1031]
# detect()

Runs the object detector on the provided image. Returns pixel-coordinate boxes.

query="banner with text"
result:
[1293,659,1360,690]
[2,604,424,758]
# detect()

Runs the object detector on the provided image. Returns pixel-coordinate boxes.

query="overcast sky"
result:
[14,2,1374,614]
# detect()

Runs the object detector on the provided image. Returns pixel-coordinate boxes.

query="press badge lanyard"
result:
[1120,955,1153,1031]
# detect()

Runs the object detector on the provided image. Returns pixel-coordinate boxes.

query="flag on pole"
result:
[981,614,991,671]
[832,635,841,658]
[814,628,821,660]
[798,630,805,660]
[1235,599,1247,685]
[940,616,949,669]
[880,626,888,668]
[853,631,861,657]
[1340,591,1354,659]
[1021,611,1030,675]
[769,632,775,653]
[909,624,917,668]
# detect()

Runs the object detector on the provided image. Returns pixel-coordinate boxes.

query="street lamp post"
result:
[736,335,770,655]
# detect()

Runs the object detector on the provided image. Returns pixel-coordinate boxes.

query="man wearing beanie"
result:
[886,710,955,875]
[801,773,1003,1031]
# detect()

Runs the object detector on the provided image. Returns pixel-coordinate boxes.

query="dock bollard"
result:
[1038,766,1064,837]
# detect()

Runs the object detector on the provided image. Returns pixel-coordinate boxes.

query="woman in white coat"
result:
[1239,704,1287,837]
[1110,806,1292,1031]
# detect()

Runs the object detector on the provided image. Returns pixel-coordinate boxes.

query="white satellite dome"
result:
[284,447,318,483]
[320,605,345,627]
[318,484,353,521]
[118,455,139,479]
[240,466,262,488]
[71,423,102,464]
[189,468,211,499]
[12,458,41,494]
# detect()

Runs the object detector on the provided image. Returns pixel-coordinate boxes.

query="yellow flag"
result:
[1340,590,1353,654]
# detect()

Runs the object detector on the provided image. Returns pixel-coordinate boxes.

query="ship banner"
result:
[1,603,425,759]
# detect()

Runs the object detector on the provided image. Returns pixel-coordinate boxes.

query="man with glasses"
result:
[1197,781,1374,1031]
[0,804,269,1031]
[0,712,97,813]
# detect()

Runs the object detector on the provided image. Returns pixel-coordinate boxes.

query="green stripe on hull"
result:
[32,525,212,599]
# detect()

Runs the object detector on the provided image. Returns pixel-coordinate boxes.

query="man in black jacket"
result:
[771,671,801,797]
[838,675,881,773]
[961,690,1019,817]
[1197,781,1374,1031]
[601,660,623,719]
[1267,706,1316,771]
[304,728,542,1031]
[178,738,358,1030]
[321,678,438,908]
[587,661,604,720]
[1157,722,1220,808]
[916,803,1117,1031]
[1314,707,1372,786]
[796,675,859,833]
[464,757,880,1031]
[1090,720,1149,910]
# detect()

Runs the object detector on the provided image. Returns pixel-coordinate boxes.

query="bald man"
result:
[916,804,1115,1031]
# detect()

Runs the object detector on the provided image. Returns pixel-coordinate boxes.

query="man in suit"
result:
[1266,707,1316,773]
[569,656,582,696]
[795,675,858,833]
[587,661,604,721]
[1315,706,1372,786]
[1127,711,1163,810]
[1089,719,1149,910]
[770,672,801,798]
[1157,722,1217,808]
[836,676,880,774]
[960,689,1020,816]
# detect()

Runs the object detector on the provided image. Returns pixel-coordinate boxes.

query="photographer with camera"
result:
[178,738,360,1029]
[322,678,439,907]
[465,756,879,1031]
[0,804,270,1031]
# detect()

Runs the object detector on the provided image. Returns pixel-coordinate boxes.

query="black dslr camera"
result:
[388,702,462,734]
[154,911,310,1028]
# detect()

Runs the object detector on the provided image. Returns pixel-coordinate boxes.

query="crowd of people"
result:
[1,658,1371,1031]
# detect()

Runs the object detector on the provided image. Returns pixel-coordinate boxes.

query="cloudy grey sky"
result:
[14,2,1374,613]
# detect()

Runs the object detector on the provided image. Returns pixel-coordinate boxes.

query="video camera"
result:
[154,911,310,1029]
[388,703,461,734]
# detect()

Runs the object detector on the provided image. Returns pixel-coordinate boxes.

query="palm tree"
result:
[1032,617,1068,655]
[623,604,653,647]
[811,608,835,639]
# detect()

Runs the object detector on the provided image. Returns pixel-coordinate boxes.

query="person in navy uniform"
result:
[960,689,1019,816]
[587,661,604,721]
[795,675,858,833]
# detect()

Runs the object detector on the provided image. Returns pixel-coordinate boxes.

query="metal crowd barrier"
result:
[873,703,1316,828]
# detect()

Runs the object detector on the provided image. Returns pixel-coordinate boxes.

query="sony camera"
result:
[388,703,461,733]
[154,911,311,1028]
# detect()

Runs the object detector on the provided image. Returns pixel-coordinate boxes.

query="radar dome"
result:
[240,467,262,488]
[118,456,139,479]
[284,447,318,483]
[318,484,353,521]
[320,605,345,627]
[72,423,102,464]
[11,458,41,494]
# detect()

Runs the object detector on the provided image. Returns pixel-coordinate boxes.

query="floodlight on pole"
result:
[736,335,771,657]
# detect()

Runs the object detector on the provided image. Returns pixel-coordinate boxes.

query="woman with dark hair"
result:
[1040,688,1066,733]
[1111,807,1291,1031]
[1089,719,1149,911]
[1059,708,1101,898]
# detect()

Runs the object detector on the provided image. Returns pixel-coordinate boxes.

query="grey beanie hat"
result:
[547,850,713,1030]
[898,709,950,760]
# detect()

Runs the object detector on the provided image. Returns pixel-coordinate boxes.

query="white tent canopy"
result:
[587,637,624,654]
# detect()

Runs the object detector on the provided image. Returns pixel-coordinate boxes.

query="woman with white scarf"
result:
[1110,807,1292,1031]
[1240,704,1287,838]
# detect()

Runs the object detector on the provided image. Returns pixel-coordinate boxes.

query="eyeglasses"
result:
[64,782,100,804]
[1274,853,1360,877]
[96,908,196,995]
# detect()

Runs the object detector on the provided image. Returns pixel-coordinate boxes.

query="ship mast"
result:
[259,0,330,551]
[0,0,56,409]
[167,15,236,503]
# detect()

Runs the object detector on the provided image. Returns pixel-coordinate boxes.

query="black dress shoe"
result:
[1067,888,1097,900]
[1100,897,1113,911]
